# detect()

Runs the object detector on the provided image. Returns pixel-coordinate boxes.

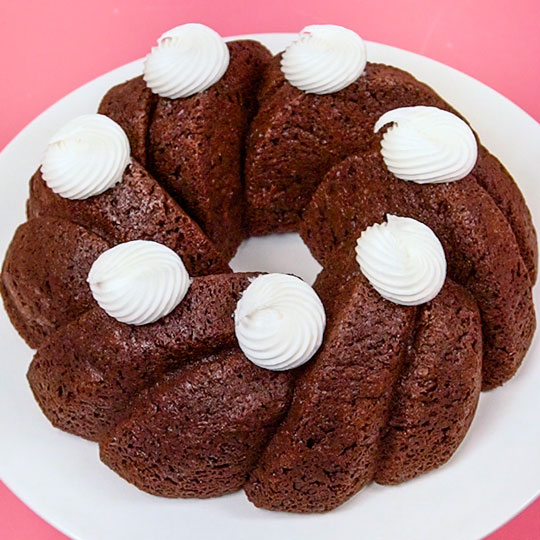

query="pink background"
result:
[0,0,539,538]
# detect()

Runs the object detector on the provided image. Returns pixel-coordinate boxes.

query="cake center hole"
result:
[229,233,322,286]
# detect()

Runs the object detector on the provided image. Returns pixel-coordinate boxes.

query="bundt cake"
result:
[0,23,537,514]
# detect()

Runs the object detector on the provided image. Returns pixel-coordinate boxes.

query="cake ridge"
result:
[28,160,231,279]
[27,273,262,441]
[244,273,482,512]
[300,150,535,389]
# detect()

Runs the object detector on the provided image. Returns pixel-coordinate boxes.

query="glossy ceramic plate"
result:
[0,33,539,540]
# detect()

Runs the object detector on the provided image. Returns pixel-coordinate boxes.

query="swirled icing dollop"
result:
[41,114,131,200]
[374,106,477,183]
[281,25,367,94]
[87,240,191,325]
[234,274,326,371]
[355,215,446,306]
[143,23,230,99]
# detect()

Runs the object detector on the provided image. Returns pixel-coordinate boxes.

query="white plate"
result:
[0,33,539,540]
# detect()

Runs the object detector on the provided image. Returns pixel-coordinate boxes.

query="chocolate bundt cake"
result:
[1,23,537,514]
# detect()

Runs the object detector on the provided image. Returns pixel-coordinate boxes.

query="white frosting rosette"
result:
[41,114,131,200]
[281,24,367,94]
[355,215,447,306]
[143,23,230,99]
[374,106,477,183]
[88,240,191,325]
[234,274,326,371]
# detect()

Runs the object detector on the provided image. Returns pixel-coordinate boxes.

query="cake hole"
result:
[229,233,322,285]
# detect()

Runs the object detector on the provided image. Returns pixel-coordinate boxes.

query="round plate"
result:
[0,33,539,540]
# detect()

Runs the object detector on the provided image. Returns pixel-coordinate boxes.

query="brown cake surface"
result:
[28,273,260,441]
[1,217,109,348]
[472,146,538,282]
[98,75,157,166]
[375,279,482,484]
[27,160,230,277]
[100,347,293,498]
[28,272,295,498]
[301,151,535,389]
[245,60,450,234]
[245,272,482,512]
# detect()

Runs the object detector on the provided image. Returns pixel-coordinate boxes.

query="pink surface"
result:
[0,1,539,538]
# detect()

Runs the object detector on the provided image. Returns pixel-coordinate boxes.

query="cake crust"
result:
[28,161,230,277]
[28,273,259,440]
[100,347,294,498]
[98,75,157,166]
[375,280,482,484]
[246,58,538,286]
[1,217,109,348]
[245,274,416,512]
[245,273,482,512]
